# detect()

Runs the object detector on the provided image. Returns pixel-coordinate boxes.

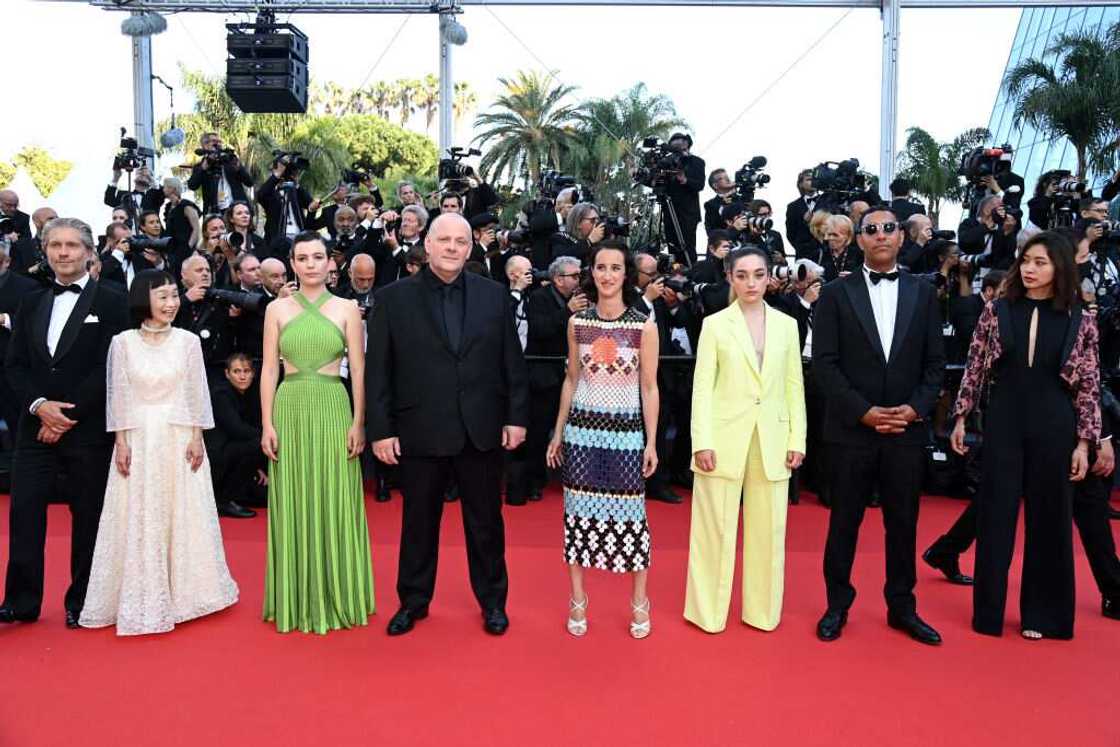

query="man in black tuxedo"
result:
[0,190,32,241]
[367,213,529,637]
[703,169,738,233]
[785,169,820,259]
[0,218,128,628]
[888,177,927,224]
[0,242,39,434]
[186,133,254,215]
[104,166,164,226]
[99,222,153,290]
[204,353,264,517]
[663,132,706,265]
[257,155,316,253]
[812,206,945,646]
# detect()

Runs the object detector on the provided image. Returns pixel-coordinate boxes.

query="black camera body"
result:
[599,215,631,239]
[958,144,1014,182]
[204,287,266,313]
[341,158,378,187]
[634,137,684,190]
[194,146,238,168]
[113,128,154,173]
[812,158,866,211]
[734,156,770,202]
[439,146,481,194]
[540,169,577,199]
[0,217,16,236]
[272,149,310,183]
[129,235,174,253]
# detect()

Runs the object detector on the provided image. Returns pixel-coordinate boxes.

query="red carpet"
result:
[1,489,1118,746]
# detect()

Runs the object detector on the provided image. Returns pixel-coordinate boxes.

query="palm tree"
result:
[1003,27,1120,181]
[895,126,991,227]
[472,70,578,188]
[452,82,478,129]
[393,79,418,127]
[415,74,441,135]
[370,81,394,121]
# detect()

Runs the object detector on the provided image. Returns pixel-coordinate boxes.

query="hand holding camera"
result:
[568,291,590,314]
[643,276,666,303]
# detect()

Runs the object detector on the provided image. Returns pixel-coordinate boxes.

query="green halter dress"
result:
[263,292,375,634]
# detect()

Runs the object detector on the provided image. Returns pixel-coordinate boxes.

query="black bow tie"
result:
[52,283,82,296]
[868,270,899,285]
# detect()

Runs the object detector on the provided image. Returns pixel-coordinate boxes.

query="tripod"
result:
[653,187,692,268]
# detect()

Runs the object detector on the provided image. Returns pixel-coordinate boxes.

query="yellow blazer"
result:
[690,300,807,482]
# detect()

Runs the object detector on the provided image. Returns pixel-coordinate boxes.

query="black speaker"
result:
[225,22,309,114]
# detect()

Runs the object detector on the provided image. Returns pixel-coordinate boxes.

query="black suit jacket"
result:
[525,285,571,390]
[103,185,164,221]
[98,250,156,289]
[890,197,926,223]
[2,210,31,240]
[366,268,529,456]
[206,378,262,449]
[186,162,253,215]
[812,271,944,446]
[256,175,313,245]
[665,155,705,222]
[4,280,128,446]
[785,196,819,259]
[0,271,38,365]
[704,194,735,233]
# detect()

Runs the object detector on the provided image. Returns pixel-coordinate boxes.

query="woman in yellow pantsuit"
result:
[685,246,807,633]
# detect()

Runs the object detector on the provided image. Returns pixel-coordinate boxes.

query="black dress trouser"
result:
[397,444,508,612]
[3,441,112,617]
[823,440,925,615]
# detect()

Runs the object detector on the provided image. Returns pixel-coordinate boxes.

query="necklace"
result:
[140,321,172,334]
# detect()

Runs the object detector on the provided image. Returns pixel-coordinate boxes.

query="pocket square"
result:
[83,314,100,324]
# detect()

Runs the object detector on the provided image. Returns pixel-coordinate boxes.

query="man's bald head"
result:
[0,190,17,216]
[349,252,376,293]
[425,212,473,282]
[32,207,57,231]
[181,254,212,288]
[505,254,531,278]
[429,211,472,238]
[260,257,288,294]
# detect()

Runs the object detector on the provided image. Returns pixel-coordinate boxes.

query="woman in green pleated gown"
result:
[259,232,375,634]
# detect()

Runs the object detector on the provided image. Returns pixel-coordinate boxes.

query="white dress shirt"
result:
[111,248,136,289]
[29,273,91,415]
[216,170,233,211]
[862,264,899,360]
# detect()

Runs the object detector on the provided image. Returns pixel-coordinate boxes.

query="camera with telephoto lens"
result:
[734,156,770,202]
[129,234,174,253]
[743,214,773,232]
[332,232,360,256]
[222,231,245,251]
[503,228,530,248]
[272,150,310,183]
[113,127,154,172]
[439,146,481,194]
[932,229,956,241]
[1088,219,1120,242]
[811,158,866,212]
[204,287,267,313]
[341,159,378,188]
[990,204,1022,226]
[634,137,685,190]
[599,215,631,238]
[1044,169,1089,228]
[771,263,812,282]
[194,146,238,168]
[531,268,552,283]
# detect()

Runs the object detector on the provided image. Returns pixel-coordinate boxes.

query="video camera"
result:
[204,287,267,313]
[129,234,174,254]
[113,127,154,173]
[439,146,481,194]
[1045,169,1088,229]
[811,158,866,212]
[540,169,578,200]
[958,144,1014,183]
[272,150,310,183]
[734,156,770,202]
[194,145,238,168]
[634,137,685,191]
[341,159,377,187]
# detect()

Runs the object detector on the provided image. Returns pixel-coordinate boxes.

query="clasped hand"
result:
[861,405,917,434]
[36,400,77,444]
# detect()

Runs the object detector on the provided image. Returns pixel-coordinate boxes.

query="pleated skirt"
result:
[263,377,375,634]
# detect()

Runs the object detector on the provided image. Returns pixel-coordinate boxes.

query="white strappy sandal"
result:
[567,596,588,637]
[630,598,651,640]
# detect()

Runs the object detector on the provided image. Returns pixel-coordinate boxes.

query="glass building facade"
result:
[987,5,1120,194]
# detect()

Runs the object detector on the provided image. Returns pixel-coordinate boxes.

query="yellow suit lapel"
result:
[726,303,762,383]
[759,305,781,386]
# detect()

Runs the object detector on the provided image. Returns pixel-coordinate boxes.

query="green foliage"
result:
[0,162,14,190]
[328,116,438,180]
[7,146,73,197]
[1002,24,1120,180]
[896,126,991,226]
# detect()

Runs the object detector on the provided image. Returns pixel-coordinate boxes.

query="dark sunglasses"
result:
[860,222,898,236]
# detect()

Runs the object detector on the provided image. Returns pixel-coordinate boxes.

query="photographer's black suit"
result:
[205,378,266,507]
[186,161,254,216]
[366,266,529,613]
[890,198,926,223]
[2,210,32,240]
[665,154,706,264]
[704,194,735,233]
[98,250,155,290]
[525,285,571,492]
[256,174,312,248]
[2,278,128,619]
[103,185,164,223]
[812,270,944,616]
[0,270,39,433]
[174,296,235,379]
[785,195,819,259]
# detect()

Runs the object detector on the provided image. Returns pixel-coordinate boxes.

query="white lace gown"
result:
[80,328,239,635]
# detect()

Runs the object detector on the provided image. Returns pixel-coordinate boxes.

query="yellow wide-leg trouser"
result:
[684,433,789,632]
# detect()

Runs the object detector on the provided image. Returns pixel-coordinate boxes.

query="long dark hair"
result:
[1002,230,1079,311]
[128,269,178,328]
[580,240,639,307]
[724,245,772,305]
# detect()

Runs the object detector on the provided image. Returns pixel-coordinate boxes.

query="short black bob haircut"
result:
[128,269,178,328]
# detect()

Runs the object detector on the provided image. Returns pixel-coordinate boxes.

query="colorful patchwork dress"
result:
[562,306,651,572]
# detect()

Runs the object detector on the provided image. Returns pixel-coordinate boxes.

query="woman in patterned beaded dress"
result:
[547,239,660,639]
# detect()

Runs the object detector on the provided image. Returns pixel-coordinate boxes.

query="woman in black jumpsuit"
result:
[951,231,1101,640]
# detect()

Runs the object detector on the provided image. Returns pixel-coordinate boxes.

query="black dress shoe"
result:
[922,548,974,586]
[445,486,459,503]
[1104,596,1120,620]
[0,606,37,624]
[887,611,942,645]
[386,607,428,636]
[65,610,81,629]
[375,484,391,503]
[217,501,257,519]
[816,609,847,641]
[648,485,683,504]
[483,608,509,635]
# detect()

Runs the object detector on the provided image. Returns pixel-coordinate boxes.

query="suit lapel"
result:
[841,272,886,365]
[759,305,779,385]
[1059,304,1083,368]
[32,289,53,363]
[887,273,918,367]
[727,305,762,381]
[52,281,97,364]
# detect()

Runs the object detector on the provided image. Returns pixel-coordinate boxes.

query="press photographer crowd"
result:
[1,125,1119,641]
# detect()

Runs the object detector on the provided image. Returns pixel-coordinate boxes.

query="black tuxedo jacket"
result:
[890,197,926,223]
[256,175,313,244]
[2,210,32,240]
[665,155,706,222]
[812,271,944,446]
[366,268,529,456]
[103,185,164,219]
[206,378,262,449]
[0,271,38,363]
[785,195,820,259]
[704,194,736,232]
[307,202,344,237]
[98,251,156,289]
[187,162,253,215]
[525,285,571,390]
[4,280,128,446]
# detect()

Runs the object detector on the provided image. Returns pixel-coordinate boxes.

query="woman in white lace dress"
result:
[80,270,238,635]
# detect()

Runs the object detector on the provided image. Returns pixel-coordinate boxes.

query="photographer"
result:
[438,192,465,217]
[175,254,236,379]
[0,190,31,240]
[133,209,178,273]
[343,253,377,312]
[900,214,935,272]
[662,132,705,265]
[785,169,820,259]
[309,177,384,238]
[104,165,164,224]
[888,178,926,223]
[204,353,265,518]
[745,199,785,260]
[99,222,151,289]
[197,214,237,288]
[256,151,314,253]
[689,230,735,284]
[162,177,201,253]
[703,169,737,232]
[223,201,265,257]
[372,204,427,287]
[1027,170,1063,229]
[553,202,604,266]
[186,132,254,215]
[9,207,57,279]
[0,238,38,435]
[470,213,508,278]
[958,195,1020,270]
[326,205,375,289]
[231,253,268,361]
[391,181,423,212]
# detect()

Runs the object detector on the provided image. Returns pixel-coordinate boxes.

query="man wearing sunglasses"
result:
[812,206,946,646]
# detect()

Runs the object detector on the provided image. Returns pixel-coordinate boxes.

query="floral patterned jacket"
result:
[951,299,1102,442]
